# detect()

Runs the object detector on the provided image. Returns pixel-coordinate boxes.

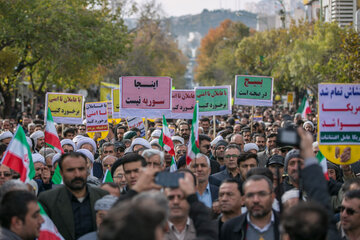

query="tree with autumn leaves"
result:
[195,19,360,100]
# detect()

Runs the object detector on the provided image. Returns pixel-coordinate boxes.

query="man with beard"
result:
[339,190,360,240]
[221,175,279,240]
[38,152,108,240]
[257,133,277,167]
[178,121,190,144]
[283,149,304,191]
[254,134,266,152]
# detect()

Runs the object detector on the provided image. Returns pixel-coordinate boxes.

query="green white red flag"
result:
[38,203,65,240]
[297,96,311,119]
[170,156,177,172]
[186,102,200,166]
[103,169,114,183]
[51,165,63,185]
[45,108,64,154]
[159,115,175,156]
[1,125,35,182]
[316,150,329,181]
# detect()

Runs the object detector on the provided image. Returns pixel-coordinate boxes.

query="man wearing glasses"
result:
[211,145,242,187]
[221,175,279,240]
[339,190,360,240]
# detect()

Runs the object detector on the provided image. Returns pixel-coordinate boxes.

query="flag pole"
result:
[251,106,254,134]
[145,118,148,140]
[213,115,216,139]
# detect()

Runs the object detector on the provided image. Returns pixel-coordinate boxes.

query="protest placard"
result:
[107,101,113,119]
[171,90,196,119]
[234,75,273,106]
[85,102,109,132]
[119,76,172,118]
[127,117,146,137]
[287,92,294,104]
[195,86,231,116]
[45,93,84,124]
[318,83,360,164]
[112,89,120,119]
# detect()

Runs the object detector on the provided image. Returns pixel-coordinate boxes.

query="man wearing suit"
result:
[38,152,108,240]
[189,153,219,208]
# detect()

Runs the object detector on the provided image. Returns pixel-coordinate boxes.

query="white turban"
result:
[244,143,259,152]
[77,149,94,163]
[151,129,161,138]
[73,135,85,144]
[52,153,61,166]
[61,139,75,150]
[32,153,45,165]
[211,135,223,147]
[171,136,184,145]
[0,131,13,141]
[77,137,97,153]
[128,138,151,153]
[30,131,44,146]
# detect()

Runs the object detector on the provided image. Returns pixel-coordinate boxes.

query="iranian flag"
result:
[186,102,200,166]
[297,96,311,119]
[52,165,63,185]
[159,115,175,156]
[170,156,177,172]
[103,169,113,183]
[38,203,64,240]
[316,151,329,181]
[1,125,35,182]
[45,108,64,154]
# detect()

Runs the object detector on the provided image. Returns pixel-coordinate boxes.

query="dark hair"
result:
[267,133,277,139]
[281,201,328,240]
[220,178,243,195]
[119,153,147,170]
[200,117,210,123]
[58,152,88,171]
[253,134,266,142]
[111,159,124,177]
[101,142,115,152]
[0,190,38,229]
[225,144,241,153]
[99,199,166,240]
[243,174,273,193]
[238,152,258,165]
[246,167,274,182]
[131,127,141,133]
[199,134,211,143]
[344,189,360,200]
[343,179,360,193]
[63,128,76,137]
[101,182,119,189]
[0,143,7,156]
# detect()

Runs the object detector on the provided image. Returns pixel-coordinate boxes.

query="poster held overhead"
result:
[85,102,109,132]
[234,75,273,106]
[318,83,360,165]
[171,90,196,119]
[119,76,172,118]
[195,86,231,116]
[45,93,84,124]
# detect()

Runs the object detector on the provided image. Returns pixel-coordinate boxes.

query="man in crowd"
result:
[229,134,244,152]
[221,175,279,239]
[211,144,242,186]
[339,190,360,240]
[283,149,304,191]
[142,149,165,171]
[0,131,13,146]
[0,190,44,240]
[200,117,211,134]
[238,152,259,182]
[30,130,45,153]
[121,153,147,190]
[217,179,243,233]
[0,164,12,186]
[254,134,266,152]
[199,134,220,174]
[38,152,108,240]
[189,153,218,208]
[257,133,277,167]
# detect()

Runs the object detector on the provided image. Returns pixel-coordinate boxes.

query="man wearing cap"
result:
[150,129,161,140]
[78,195,118,240]
[172,136,184,146]
[114,142,126,159]
[33,153,53,193]
[284,149,304,191]
[30,130,45,153]
[267,154,285,198]
[0,131,13,146]
[77,137,97,155]
[127,138,151,153]
[38,152,108,240]
[212,140,228,168]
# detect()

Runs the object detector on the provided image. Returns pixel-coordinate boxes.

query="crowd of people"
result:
[0,104,359,240]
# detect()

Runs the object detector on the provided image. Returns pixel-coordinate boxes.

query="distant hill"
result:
[167,9,257,37]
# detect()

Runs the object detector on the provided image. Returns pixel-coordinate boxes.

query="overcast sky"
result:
[135,0,260,17]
